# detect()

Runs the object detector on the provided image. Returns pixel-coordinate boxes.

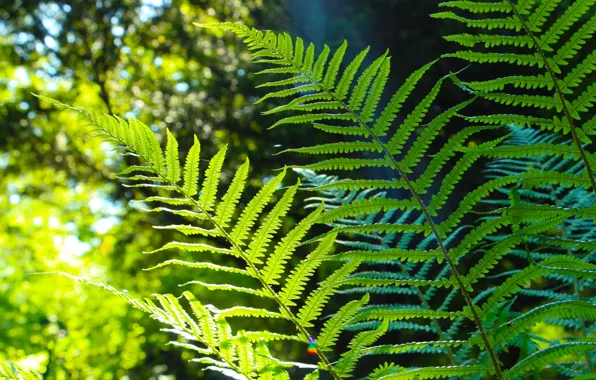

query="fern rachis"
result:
[202,22,510,378]
[435,0,596,196]
[202,16,596,378]
[35,95,375,380]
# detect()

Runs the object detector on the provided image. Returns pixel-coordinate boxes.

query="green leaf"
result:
[214,158,250,228]
[504,341,596,380]
[165,129,181,183]
[333,320,388,378]
[382,365,492,379]
[261,204,324,285]
[183,135,201,196]
[198,145,227,212]
[231,169,286,246]
[317,293,369,352]
[297,259,361,328]
[246,182,298,264]
[278,232,336,307]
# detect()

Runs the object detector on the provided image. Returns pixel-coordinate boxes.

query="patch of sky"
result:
[88,196,123,234]
[93,216,120,234]
[174,82,189,93]
[139,0,171,22]
[0,152,10,169]
[262,175,283,190]
[55,235,90,264]
[14,67,31,86]
[112,25,125,37]
[44,36,58,50]
[88,196,121,215]
[125,108,141,119]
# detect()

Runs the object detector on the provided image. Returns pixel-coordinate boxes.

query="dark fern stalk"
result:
[202,20,596,379]
[296,169,458,365]
[199,22,506,378]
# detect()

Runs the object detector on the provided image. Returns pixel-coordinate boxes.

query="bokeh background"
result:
[0,0,515,378]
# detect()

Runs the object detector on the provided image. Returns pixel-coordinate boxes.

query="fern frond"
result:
[381,365,492,379]
[296,259,361,329]
[354,309,463,323]
[199,19,596,379]
[165,129,181,183]
[247,183,298,264]
[479,255,596,318]
[214,159,249,228]
[436,0,596,194]
[503,341,596,380]
[278,232,336,307]
[40,96,367,380]
[183,136,201,196]
[260,204,324,285]
[333,320,389,378]
[364,340,467,356]
[490,301,596,347]
[317,198,419,223]
[316,294,370,352]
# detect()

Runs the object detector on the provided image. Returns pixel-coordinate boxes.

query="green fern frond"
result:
[191,16,596,379]
[436,0,596,194]
[490,301,596,347]
[478,255,596,318]
[381,365,493,379]
[165,129,181,183]
[39,96,373,380]
[333,320,389,378]
[504,340,596,380]
[364,340,467,356]
[316,294,370,353]
[296,259,361,329]
[317,198,420,223]
[246,183,297,264]
[354,309,463,323]
[214,158,250,228]
[261,204,324,285]
[278,232,336,307]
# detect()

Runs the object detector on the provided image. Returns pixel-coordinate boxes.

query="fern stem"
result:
[504,0,596,197]
[96,136,259,379]
[100,127,342,379]
[357,122,505,380]
[264,48,505,379]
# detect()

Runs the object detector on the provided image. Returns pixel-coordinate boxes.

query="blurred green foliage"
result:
[0,1,295,378]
